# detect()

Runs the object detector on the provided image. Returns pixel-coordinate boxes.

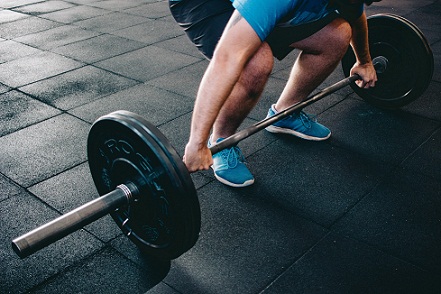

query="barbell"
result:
[12,14,434,260]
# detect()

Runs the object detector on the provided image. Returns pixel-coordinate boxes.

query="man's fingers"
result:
[356,78,376,89]
[182,155,212,173]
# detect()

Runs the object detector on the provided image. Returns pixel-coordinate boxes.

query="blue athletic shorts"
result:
[169,0,343,60]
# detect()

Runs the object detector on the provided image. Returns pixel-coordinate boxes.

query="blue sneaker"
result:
[208,137,254,187]
[265,104,331,141]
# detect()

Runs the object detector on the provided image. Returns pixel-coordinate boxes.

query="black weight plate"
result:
[87,111,200,259]
[113,111,201,257]
[342,14,434,109]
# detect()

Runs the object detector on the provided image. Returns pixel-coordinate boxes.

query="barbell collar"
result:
[12,182,138,259]
[373,56,388,74]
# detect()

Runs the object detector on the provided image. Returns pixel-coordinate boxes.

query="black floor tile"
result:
[147,283,181,294]
[0,114,90,187]
[0,39,40,63]
[403,2,441,43]
[0,15,61,39]
[162,183,327,294]
[262,232,441,294]
[94,45,200,82]
[124,1,174,19]
[321,98,440,165]
[0,82,10,94]
[110,235,172,284]
[401,82,441,121]
[0,174,22,201]
[73,11,150,34]
[69,83,194,125]
[0,9,30,24]
[154,34,205,58]
[89,0,148,12]
[14,24,100,50]
[1,191,103,293]
[365,4,412,17]
[111,18,185,45]
[39,5,111,24]
[30,248,164,294]
[429,42,441,83]
[378,0,435,11]
[247,138,392,227]
[51,34,145,64]
[19,65,139,110]
[145,60,206,100]
[13,1,76,16]
[0,0,45,9]
[0,90,60,136]
[333,170,441,275]
[0,51,84,88]
[402,127,441,181]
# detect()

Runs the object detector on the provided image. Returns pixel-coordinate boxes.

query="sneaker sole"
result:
[211,166,255,187]
[265,125,331,141]
[214,173,255,187]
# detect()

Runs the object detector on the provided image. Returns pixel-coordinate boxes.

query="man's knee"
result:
[248,43,274,77]
[328,19,352,51]
[240,43,273,98]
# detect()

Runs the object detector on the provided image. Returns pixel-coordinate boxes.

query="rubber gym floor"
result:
[1,0,440,293]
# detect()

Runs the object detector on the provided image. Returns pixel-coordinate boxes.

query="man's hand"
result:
[350,61,377,89]
[349,11,377,89]
[183,142,213,172]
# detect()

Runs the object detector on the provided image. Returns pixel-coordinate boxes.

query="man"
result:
[169,0,380,187]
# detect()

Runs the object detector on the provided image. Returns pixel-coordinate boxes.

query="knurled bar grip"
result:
[209,56,388,155]
[12,183,137,258]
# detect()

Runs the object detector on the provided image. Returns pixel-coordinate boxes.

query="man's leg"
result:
[208,41,273,187]
[276,18,352,110]
[266,18,352,140]
[170,1,274,186]
[211,42,273,141]
[170,0,273,142]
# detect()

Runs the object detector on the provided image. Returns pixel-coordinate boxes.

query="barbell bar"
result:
[12,14,434,260]
[210,56,388,154]
[12,183,137,257]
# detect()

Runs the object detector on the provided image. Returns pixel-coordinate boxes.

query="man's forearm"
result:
[350,12,372,65]
[188,55,244,147]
